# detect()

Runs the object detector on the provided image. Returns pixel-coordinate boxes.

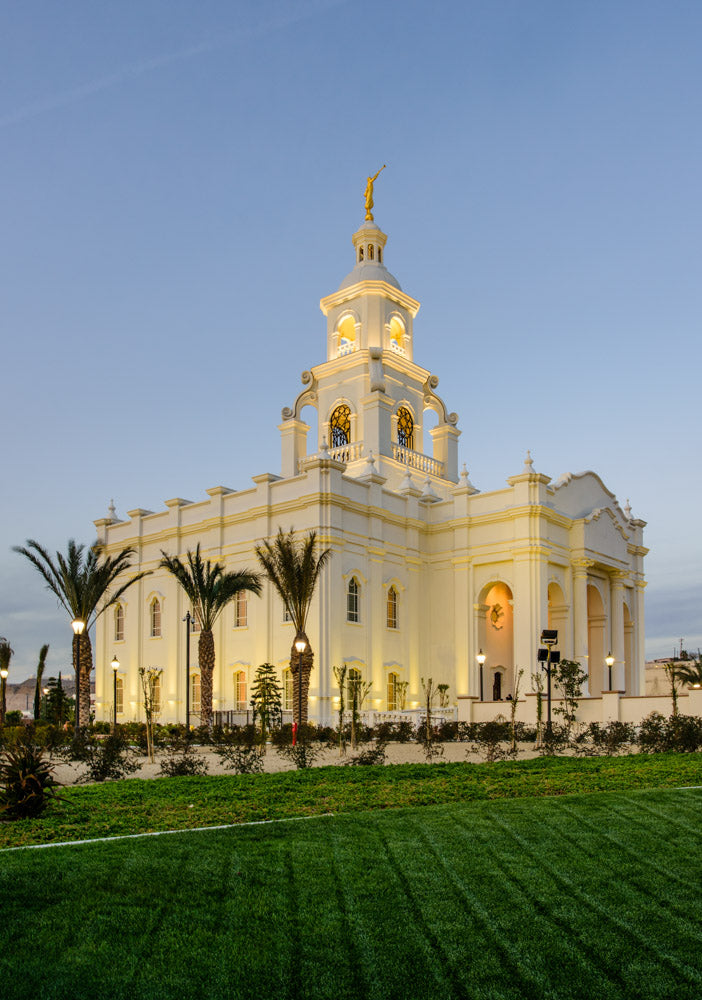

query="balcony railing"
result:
[299,441,364,472]
[392,444,445,478]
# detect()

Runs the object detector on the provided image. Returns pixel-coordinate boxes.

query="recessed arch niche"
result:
[477,581,514,699]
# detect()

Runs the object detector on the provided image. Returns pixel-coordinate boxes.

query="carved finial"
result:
[421,476,440,502]
[460,463,468,482]
[108,498,117,521]
[320,437,329,455]
[367,450,376,468]
[523,449,534,472]
[624,498,632,519]
[364,165,386,221]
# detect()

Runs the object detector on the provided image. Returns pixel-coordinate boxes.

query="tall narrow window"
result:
[115,676,124,714]
[330,404,351,447]
[235,670,247,711]
[152,674,162,714]
[283,668,293,711]
[397,408,414,450]
[150,598,161,638]
[114,604,124,642]
[387,672,399,711]
[347,577,360,623]
[368,244,374,260]
[191,609,201,633]
[347,666,362,704]
[387,586,398,629]
[283,604,293,623]
[235,591,247,628]
[191,673,201,713]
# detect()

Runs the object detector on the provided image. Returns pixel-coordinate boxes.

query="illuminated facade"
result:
[94,214,647,724]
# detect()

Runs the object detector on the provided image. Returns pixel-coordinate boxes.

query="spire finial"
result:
[523,449,534,472]
[364,165,386,221]
[108,498,117,521]
[624,498,632,519]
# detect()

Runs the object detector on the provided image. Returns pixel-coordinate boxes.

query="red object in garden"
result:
[292,721,298,746]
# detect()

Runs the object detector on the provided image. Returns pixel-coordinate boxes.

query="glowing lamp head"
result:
[294,635,307,654]
[0,667,8,680]
[605,652,615,667]
[111,655,120,672]
[476,649,486,666]
[72,618,85,636]
[43,687,49,696]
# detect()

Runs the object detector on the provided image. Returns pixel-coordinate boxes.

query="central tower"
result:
[279,210,461,489]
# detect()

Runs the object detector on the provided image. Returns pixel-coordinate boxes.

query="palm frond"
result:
[160,545,261,631]
[255,528,330,633]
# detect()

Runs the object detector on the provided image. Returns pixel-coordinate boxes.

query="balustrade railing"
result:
[391,444,445,478]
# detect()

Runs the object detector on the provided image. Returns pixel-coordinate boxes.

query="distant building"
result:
[94,207,647,724]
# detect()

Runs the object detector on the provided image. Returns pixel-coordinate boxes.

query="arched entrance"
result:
[477,582,514,699]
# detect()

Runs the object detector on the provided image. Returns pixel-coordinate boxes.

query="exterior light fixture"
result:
[111,655,120,730]
[476,649,486,702]
[71,618,85,730]
[293,634,307,745]
[605,652,615,691]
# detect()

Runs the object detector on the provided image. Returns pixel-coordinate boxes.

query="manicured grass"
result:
[3,751,702,849]
[2,788,702,999]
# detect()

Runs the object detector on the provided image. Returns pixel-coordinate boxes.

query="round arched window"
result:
[330,404,351,447]
[397,407,414,450]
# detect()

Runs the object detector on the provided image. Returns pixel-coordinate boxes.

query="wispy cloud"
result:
[0,0,345,129]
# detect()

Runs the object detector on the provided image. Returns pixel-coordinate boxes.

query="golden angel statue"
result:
[364,165,386,221]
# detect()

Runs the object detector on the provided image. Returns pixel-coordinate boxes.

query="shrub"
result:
[638,712,702,754]
[0,737,60,819]
[212,726,264,773]
[76,730,141,783]
[373,720,416,743]
[275,737,322,769]
[4,711,24,726]
[575,721,637,756]
[158,745,208,777]
[470,719,514,762]
[537,724,569,756]
[344,741,388,766]
[436,720,459,742]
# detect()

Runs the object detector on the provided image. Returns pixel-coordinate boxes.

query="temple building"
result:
[94,201,647,725]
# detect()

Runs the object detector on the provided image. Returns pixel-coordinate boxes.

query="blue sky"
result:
[2,0,700,682]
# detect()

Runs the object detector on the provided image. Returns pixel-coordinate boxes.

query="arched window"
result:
[387,586,398,629]
[389,316,405,354]
[347,666,362,704]
[397,408,414,450]
[115,676,124,715]
[114,604,124,642]
[358,246,364,262]
[368,244,374,260]
[283,668,293,711]
[378,246,382,262]
[337,315,356,356]
[330,404,351,447]
[347,577,360,623]
[152,674,162,714]
[191,673,201,714]
[387,671,399,711]
[150,598,161,638]
[234,670,247,711]
[234,591,247,628]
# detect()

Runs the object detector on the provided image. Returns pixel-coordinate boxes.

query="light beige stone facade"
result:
[94,215,647,724]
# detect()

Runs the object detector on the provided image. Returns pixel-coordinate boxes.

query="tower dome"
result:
[338,220,401,290]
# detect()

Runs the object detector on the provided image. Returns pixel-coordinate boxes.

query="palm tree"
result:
[159,545,262,727]
[0,637,13,725]
[14,539,150,728]
[33,644,49,721]
[677,657,702,689]
[255,528,331,727]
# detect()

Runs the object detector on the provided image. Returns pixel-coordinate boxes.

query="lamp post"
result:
[71,618,85,730]
[293,634,307,746]
[605,652,615,692]
[476,649,486,702]
[539,629,559,737]
[0,666,8,726]
[111,655,120,730]
[42,686,49,722]
[183,612,191,731]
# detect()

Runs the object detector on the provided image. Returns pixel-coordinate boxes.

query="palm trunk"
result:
[199,630,215,727]
[290,636,313,728]
[77,632,93,727]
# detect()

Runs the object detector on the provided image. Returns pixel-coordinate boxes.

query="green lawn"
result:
[2,788,702,999]
[4,752,702,849]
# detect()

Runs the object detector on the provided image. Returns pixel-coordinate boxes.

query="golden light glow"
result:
[72,618,85,636]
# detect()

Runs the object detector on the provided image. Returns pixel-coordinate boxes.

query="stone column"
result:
[572,560,592,696]
[610,573,626,692]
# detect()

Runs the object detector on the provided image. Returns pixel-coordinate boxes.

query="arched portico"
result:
[476,581,514,700]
